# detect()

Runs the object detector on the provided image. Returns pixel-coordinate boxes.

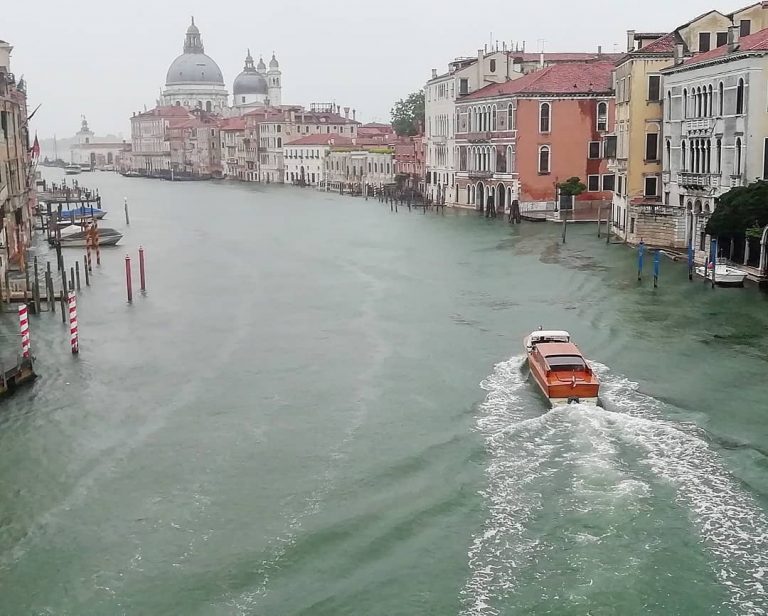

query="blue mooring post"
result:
[637,241,646,281]
[653,249,661,288]
[710,238,718,289]
[688,242,694,281]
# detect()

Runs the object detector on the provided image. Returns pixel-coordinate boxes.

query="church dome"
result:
[269,53,279,69]
[165,18,225,86]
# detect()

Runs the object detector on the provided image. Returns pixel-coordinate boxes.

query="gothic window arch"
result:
[597,101,608,131]
[538,145,550,173]
[539,102,551,133]
[736,78,745,114]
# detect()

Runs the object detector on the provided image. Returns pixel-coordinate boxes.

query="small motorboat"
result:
[524,329,600,406]
[65,164,81,175]
[695,260,747,287]
[60,206,107,220]
[57,225,123,247]
[79,163,93,172]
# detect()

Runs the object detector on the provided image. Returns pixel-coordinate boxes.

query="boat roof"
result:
[530,330,570,339]
[536,342,583,357]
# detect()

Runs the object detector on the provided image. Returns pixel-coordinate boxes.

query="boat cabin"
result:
[525,330,570,352]
[534,342,592,374]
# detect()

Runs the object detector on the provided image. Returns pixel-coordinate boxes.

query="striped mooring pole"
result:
[19,304,31,359]
[68,291,79,354]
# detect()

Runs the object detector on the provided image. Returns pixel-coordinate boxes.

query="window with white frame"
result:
[648,76,661,101]
[587,175,600,191]
[588,141,601,159]
[644,175,659,197]
[539,102,551,133]
[597,102,608,131]
[538,145,550,174]
[602,174,616,191]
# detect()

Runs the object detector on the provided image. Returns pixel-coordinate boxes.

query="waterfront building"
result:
[610,3,768,246]
[425,45,622,206]
[160,18,229,112]
[219,117,250,180]
[394,135,425,193]
[130,106,191,174]
[0,39,34,280]
[284,134,350,186]
[69,116,129,168]
[325,144,395,192]
[661,24,768,264]
[455,62,615,216]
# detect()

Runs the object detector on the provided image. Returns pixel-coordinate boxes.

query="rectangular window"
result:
[699,32,711,53]
[716,31,728,47]
[617,175,624,196]
[645,133,659,161]
[602,174,616,191]
[604,135,617,158]
[648,75,661,101]
[644,176,659,197]
[459,78,468,96]
[588,175,600,191]
[630,218,636,234]
[741,20,751,37]
[588,141,601,159]
[490,59,496,72]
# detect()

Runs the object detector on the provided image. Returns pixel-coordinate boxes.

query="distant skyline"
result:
[5,0,753,138]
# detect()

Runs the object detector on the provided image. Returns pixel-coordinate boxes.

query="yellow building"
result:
[611,2,768,246]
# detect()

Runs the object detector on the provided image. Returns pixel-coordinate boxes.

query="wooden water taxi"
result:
[524,330,600,406]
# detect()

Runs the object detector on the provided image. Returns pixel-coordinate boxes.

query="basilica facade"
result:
[158,18,282,113]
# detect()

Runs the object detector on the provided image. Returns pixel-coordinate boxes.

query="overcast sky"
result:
[5,0,750,139]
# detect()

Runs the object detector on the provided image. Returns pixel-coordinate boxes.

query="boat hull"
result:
[528,359,600,406]
[695,266,746,287]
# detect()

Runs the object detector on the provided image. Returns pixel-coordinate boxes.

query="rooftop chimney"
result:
[431,68,437,79]
[627,30,636,52]
[728,24,741,52]
[344,106,350,119]
[597,45,603,57]
[478,48,484,86]
[674,43,684,65]
[352,109,356,121]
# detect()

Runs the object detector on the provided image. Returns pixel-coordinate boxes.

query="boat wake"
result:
[461,357,768,616]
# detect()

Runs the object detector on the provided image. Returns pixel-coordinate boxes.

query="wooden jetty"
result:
[0,354,36,397]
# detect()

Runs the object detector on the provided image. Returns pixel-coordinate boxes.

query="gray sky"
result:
[5,0,750,139]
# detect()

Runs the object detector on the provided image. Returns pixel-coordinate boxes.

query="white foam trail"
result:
[463,359,768,615]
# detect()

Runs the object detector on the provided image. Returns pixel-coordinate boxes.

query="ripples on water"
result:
[462,357,768,616]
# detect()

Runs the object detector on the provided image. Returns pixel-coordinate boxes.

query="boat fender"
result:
[568,397,580,405]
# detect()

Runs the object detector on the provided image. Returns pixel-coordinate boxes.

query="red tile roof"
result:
[134,106,192,119]
[219,117,246,130]
[636,32,679,54]
[683,26,768,66]
[516,52,623,63]
[286,133,352,146]
[464,61,615,100]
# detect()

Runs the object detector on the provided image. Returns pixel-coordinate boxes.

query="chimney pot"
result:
[674,43,685,65]
[728,24,741,52]
[627,29,636,53]
[431,68,438,79]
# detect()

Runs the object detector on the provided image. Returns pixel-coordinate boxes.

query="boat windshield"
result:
[547,355,587,371]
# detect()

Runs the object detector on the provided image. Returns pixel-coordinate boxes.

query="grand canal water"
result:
[1,170,767,615]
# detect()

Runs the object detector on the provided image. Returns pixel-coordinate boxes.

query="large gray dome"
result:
[165,18,224,86]
[233,71,267,96]
[166,53,224,85]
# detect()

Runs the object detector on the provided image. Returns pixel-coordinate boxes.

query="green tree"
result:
[391,91,425,136]
[706,180,768,238]
[557,177,587,196]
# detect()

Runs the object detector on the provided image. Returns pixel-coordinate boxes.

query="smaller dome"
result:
[187,17,199,34]
[233,71,267,96]
[269,53,279,69]
[257,56,267,72]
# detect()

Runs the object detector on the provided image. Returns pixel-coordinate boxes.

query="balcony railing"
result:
[678,172,720,188]
[684,118,714,134]
[467,170,493,179]
[730,175,744,187]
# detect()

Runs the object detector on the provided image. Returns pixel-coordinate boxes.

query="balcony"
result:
[467,170,493,180]
[730,175,744,187]
[677,173,720,189]
[683,118,714,135]
[465,132,492,143]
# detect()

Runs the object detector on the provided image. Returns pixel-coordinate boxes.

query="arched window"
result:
[538,145,550,173]
[736,78,745,114]
[667,91,672,120]
[206,101,212,112]
[508,144,516,173]
[681,140,687,171]
[277,137,282,148]
[665,140,671,170]
[683,89,688,118]
[706,140,711,173]
[718,82,724,116]
[539,102,551,133]
[507,104,515,130]
[597,102,608,131]
[491,106,497,131]
[735,137,743,175]
[707,85,713,116]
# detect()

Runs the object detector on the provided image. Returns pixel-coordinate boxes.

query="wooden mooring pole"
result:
[125,255,133,303]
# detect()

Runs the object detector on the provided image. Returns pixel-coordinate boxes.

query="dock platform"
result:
[0,354,36,397]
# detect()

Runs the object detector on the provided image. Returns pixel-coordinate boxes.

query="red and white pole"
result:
[125,255,133,303]
[19,304,30,359]
[68,291,79,354]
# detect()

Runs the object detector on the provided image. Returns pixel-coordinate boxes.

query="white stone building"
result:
[661,25,768,258]
[284,134,348,186]
[69,116,128,168]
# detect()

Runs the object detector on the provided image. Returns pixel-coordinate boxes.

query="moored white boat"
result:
[64,164,81,175]
[695,261,747,287]
[57,225,123,247]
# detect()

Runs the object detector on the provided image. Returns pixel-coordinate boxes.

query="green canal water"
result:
[1,171,767,615]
